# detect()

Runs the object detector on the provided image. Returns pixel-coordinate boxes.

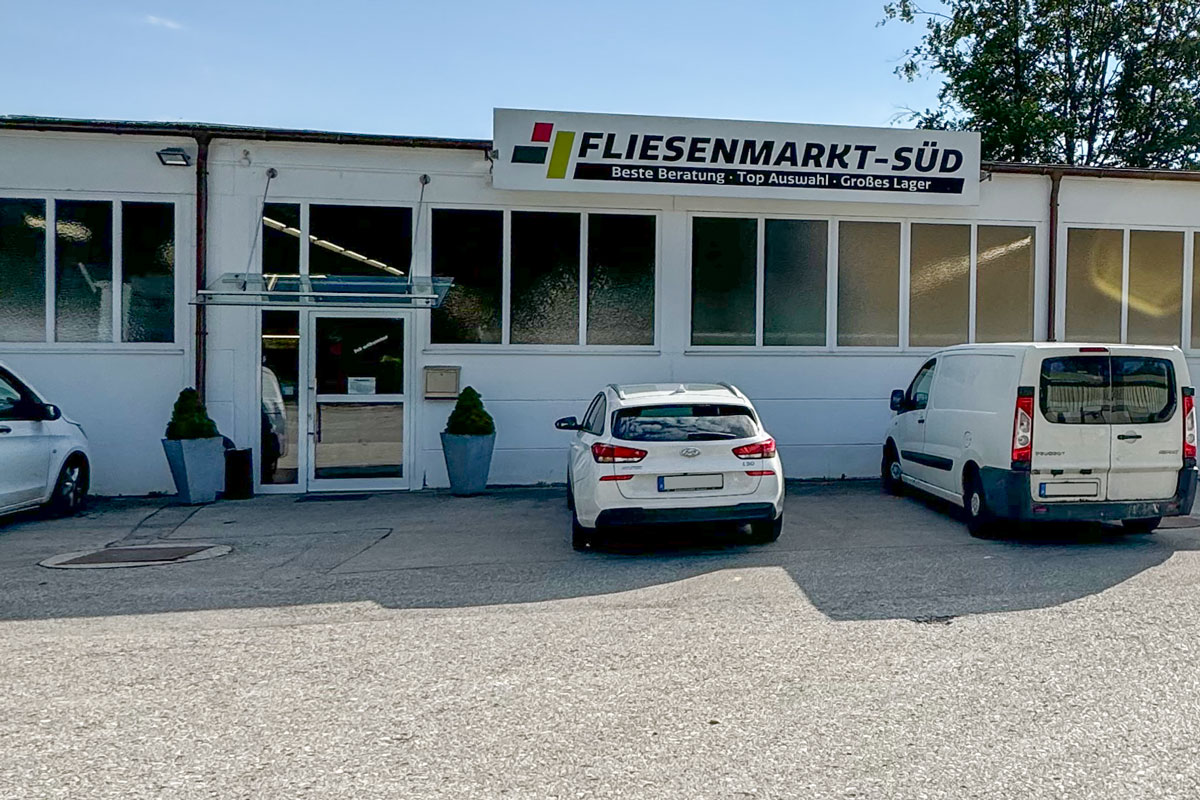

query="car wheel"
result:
[46,456,89,518]
[1121,516,1162,534]
[881,445,903,495]
[749,514,783,544]
[964,472,996,538]
[571,511,594,551]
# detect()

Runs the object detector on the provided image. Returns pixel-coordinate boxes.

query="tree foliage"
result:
[883,0,1200,167]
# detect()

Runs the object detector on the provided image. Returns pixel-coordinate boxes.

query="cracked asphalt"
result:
[2,482,1200,799]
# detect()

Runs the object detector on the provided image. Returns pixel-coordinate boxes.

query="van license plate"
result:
[1039,481,1101,498]
[659,474,723,492]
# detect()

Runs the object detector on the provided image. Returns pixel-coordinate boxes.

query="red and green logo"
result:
[510,122,575,179]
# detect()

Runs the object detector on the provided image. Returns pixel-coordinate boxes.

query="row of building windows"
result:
[0,198,175,343]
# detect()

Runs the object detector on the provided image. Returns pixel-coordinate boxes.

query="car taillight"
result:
[1012,390,1034,464]
[591,443,647,463]
[733,439,776,460]
[1184,390,1196,460]
[745,469,775,477]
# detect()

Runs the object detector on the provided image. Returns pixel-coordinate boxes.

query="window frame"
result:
[0,193,186,352]
[684,213,1044,355]
[1058,223,1192,349]
[421,203,661,353]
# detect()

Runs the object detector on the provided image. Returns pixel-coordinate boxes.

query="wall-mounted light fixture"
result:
[156,147,192,167]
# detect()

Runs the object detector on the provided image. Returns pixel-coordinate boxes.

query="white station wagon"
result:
[884,343,1198,535]
[556,383,785,550]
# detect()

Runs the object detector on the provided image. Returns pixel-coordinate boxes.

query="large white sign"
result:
[493,109,981,205]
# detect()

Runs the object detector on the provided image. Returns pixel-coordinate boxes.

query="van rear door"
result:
[1106,353,1180,501]
[1034,355,1112,502]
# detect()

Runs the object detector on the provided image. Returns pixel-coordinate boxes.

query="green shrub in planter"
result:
[162,388,225,504]
[442,386,496,495]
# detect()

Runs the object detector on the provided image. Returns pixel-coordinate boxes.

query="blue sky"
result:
[1,0,944,138]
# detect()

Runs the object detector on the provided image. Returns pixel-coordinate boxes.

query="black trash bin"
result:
[224,448,254,500]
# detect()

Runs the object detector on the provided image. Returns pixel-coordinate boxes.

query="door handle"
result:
[1117,433,1142,441]
[917,418,926,424]
[0,426,10,434]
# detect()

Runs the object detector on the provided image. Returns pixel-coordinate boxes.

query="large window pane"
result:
[764,219,827,346]
[837,221,899,347]
[511,211,579,345]
[976,226,1035,342]
[1192,233,1200,349]
[55,200,113,342]
[587,214,655,345]
[262,203,299,274]
[910,223,969,347]
[315,317,405,394]
[1065,228,1122,341]
[431,209,503,344]
[691,217,756,346]
[261,311,299,485]
[1127,229,1182,345]
[122,202,174,342]
[0,199,46,342]
[310,205,411,277]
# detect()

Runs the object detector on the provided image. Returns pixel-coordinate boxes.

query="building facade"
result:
[2,112,1199,496]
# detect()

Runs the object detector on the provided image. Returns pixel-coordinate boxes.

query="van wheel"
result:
[964,473,997,538]
[571,512,594,551]
[46,457,89,518]
[882,445,903,495]
[1122,517,1162,534]
[749,514,783,544]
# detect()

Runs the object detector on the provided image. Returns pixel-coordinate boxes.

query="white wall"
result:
[0,131,196,495]
[204,139,1052,488]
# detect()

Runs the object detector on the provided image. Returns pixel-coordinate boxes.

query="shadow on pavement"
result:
[1,482,1196,623]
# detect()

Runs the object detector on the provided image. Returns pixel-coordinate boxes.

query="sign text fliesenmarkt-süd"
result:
[492,109,982,205]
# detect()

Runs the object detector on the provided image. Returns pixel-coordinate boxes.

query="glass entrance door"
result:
[308,312,411,491]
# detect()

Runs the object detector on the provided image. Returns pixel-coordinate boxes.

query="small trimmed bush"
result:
[445,386,495,436]
[165,388,220,440]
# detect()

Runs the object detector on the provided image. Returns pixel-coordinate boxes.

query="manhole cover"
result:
[41,544,231,569]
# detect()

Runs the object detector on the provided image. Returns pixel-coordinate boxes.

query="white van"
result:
[883,344,1198,535]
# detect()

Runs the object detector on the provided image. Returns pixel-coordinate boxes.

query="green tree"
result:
[883,0,1200,167]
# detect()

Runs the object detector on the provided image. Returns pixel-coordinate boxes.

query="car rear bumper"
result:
[979,464,1198,522]
[596,502,779,527]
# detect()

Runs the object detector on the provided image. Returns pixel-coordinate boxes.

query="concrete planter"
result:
[162,437,226,504]
[441,432,495,496]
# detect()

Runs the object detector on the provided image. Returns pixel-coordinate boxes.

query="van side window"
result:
[906,360,936,411]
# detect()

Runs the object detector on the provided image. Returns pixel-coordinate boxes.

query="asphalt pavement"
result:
[2,482,1200,799]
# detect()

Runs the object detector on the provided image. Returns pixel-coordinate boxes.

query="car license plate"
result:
[1039,480,1100,498]
[659,474,723,492]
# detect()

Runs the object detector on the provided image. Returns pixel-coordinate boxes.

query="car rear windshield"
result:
[612,404,758,441]
[1040,356,1176,425]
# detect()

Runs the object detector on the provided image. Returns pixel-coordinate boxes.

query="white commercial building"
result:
[3,110,1199,496]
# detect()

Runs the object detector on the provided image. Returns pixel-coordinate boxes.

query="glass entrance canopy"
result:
[196,273,453,309]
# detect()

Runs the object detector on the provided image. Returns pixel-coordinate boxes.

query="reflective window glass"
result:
[315,317,405,395]
[909,224,969,347]
[262,203,300,274]
[763,219,827,346]
[691,217,756,346]
[587,214,655,345]
[1127,230,1182,345]
[976,226,1035,342]
[511,211,580,345]
[55,200,113,342]
[122,202,175,342]
[1065,228,1122,341]
[310,205,411,278]
[431,209,503,344]
[0,199,46,342]
[261,311,299,485]
[837,221,899,347]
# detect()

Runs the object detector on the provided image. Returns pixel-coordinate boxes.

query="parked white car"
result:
[0,362,90,518]
[556,383,785,550]
[883,343,1197,535]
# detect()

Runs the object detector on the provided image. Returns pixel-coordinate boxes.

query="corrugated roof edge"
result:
[0,115,492,151]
